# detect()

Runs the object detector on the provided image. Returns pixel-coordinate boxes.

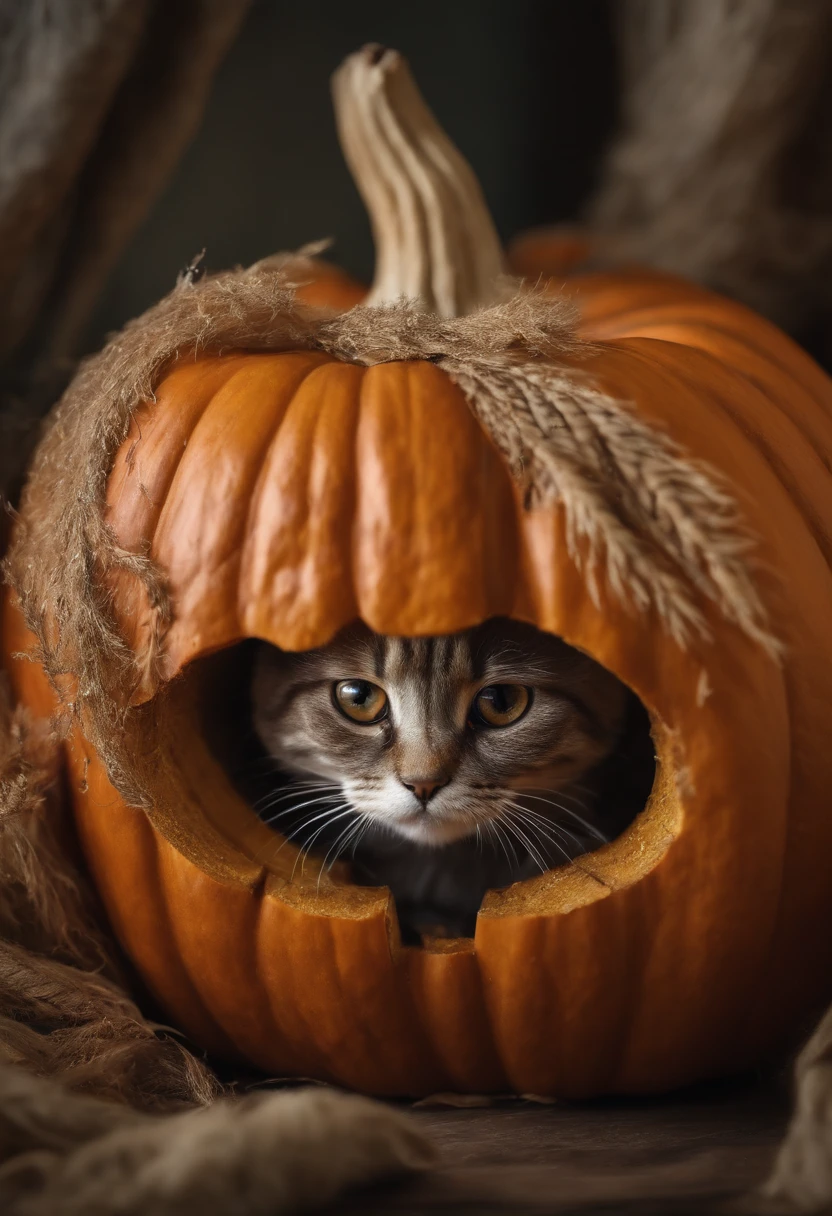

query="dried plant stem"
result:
[331,44,504,318]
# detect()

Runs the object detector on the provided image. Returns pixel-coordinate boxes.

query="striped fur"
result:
[251,619,646,938]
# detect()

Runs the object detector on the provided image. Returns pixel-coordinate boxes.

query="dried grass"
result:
[6,262,775,805]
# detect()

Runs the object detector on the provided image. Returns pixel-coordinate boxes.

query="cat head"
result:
[251,618,628,848]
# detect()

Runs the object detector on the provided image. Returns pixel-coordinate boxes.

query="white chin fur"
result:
[343,783,483,847]
[385,817,475,846]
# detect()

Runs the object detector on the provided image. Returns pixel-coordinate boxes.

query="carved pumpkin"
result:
[5,46,832,1100]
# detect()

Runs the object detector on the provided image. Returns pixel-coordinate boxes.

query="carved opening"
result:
[177,626,662,946]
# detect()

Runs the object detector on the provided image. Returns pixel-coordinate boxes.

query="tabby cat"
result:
[250,618,652,939]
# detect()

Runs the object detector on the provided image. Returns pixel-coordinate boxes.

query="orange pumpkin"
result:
[6,46,832,1099]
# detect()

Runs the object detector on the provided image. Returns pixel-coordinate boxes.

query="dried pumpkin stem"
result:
[331,44,504,318]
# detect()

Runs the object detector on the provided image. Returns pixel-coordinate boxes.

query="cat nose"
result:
[402,778,447,804]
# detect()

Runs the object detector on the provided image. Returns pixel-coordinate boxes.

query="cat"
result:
[250,617,652,939]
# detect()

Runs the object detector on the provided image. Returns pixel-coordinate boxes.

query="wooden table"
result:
[335,1077,789,1214]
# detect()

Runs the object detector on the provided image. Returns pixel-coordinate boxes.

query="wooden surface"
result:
[334,1078,788,1213]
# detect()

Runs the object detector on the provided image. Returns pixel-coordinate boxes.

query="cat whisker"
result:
[260,801,338,825]
[255,791,339,818]
[507,801,602,858]
[292,805,357,880]
[561,782,596,800]
[263,798,348,853]
[260,802,353,867]
[511,793,609,844]
[318,812,368,883]
[325,829,362,879]
[502,802,576,864]
[561,810,610,845]
[515,825,565,871]
[261,797,345,826]
[483,817,519,872]
[254,782,341,812]
[257,822,314,866]
[340,815,372,863]
[295,803,355,853]
[262,792,345,826]
[263,777,340,791]
[499,809,550,874]
[503,800,587,848]
[347,815,375,859]
[253,802,343,863]
[551,807,609,846]
[513,786,591,813]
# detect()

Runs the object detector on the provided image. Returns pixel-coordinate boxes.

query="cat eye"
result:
[469,684,531,728]
[333,679,388,724]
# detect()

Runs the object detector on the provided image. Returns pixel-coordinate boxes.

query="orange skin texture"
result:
[6,257,832,1097]
[507,224,597,281]
[293,262,366,311]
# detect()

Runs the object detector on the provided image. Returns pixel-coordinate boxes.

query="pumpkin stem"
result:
[331,45,505,318]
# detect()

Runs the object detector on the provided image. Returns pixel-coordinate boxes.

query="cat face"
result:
[251,618,629,850]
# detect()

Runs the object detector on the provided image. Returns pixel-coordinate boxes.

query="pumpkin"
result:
[5,45,832,1100]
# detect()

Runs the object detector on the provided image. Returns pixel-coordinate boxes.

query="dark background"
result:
[86,0,617,350]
